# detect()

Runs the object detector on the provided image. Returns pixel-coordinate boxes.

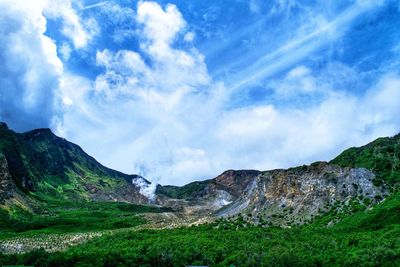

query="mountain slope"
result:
[1,121,398,226]
[330,133,400,188]
[155,135,400,224]
[0,122,149,207]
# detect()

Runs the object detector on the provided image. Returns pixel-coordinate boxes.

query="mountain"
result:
[0,125,399,265]
[1,121,398,226]
[330,133,400,187]
[155,135,399,224]
[0,122,150,209]
[155,162,388,225]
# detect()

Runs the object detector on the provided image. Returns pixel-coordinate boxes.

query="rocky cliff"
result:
[156,162,387,224]
[0,121,397,226]
[0,153,14,204]
[216,162,386,224]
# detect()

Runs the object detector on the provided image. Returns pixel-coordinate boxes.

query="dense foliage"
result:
[331,134,400,188]
[0,201,171,238]
[155,180,211,199]
[1,125,399,266]
[1,192,399,266]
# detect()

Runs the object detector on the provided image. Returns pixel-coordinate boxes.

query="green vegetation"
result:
[0,192,399,266]
[0,201,171,238]
[1,124,399,266]
[331,134,400,188]
[0,124,143,204]
[155,180,211,199]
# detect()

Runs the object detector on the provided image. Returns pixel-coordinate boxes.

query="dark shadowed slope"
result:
[0,122,149,207]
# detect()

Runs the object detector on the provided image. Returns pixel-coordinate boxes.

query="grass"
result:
[1,125,399,266]
[155,180,211,199]
[0,200,172,238]
[0,193,398,266]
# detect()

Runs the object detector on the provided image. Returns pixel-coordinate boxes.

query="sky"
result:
[0,0,400,186]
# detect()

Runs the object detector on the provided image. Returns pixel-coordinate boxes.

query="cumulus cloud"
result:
[58,1,214,184]
[59,42,72,61]
[94,1,136,43]
[0,0,99,131]
[136,1,209,90]
[270,65,317,97]
[0,0,63,131]
[56,1,400,186]
[1,1,399,187]
[89,1,209,102]
[137,1,185,47]
[44,0,98,49]
[216,75,400,171]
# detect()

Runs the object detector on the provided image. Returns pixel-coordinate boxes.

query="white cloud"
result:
[0,0,63,131]
[59,42,72,61]
[94,49,148,99]
[135,1,209,89]
[95,2,136,43]
[44,0,98,49]
[2,0,399,188]
[55,2,400,186]
[184,32,195,42]
[214,74,400,172]
[270,65,317,97]
[137,1,185,47]
[228,0,386,92]
[0,0,98,131]
[92,1,209,99]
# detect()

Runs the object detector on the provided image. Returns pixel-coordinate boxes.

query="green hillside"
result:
[1,126,399,266]
[331,133,400,188]
[1,192,399,266]
[0,123,146,206]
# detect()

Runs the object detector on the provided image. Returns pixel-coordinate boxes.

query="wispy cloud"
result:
[82,1,109,10]
[228,0,386,92]
[1,0,399,186]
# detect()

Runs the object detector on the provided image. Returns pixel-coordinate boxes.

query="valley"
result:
[0,122,399,266]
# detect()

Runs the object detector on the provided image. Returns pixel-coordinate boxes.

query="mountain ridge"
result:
[0,122,150,207]
[0,122,398,226]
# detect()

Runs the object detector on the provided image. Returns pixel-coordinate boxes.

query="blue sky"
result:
[0,0,400,186]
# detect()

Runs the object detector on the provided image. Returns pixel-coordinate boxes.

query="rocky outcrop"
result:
[216,162,387,223]
[0,121,395,225]
[0,154,15,204]
[156,162,387,224]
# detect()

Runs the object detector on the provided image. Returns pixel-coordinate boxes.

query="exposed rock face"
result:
[217,162,386,220]
[0,121,394,225]
[155,170,261,218]
[157,162,387,224]
[212,170,261,198]
[0,154,15,204]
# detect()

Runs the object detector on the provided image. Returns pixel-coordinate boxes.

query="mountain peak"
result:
[26,128,54,135]
[0,122,8,129]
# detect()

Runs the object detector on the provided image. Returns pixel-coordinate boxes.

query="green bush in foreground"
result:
[1,193,399,267]
[0,201,172,237]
